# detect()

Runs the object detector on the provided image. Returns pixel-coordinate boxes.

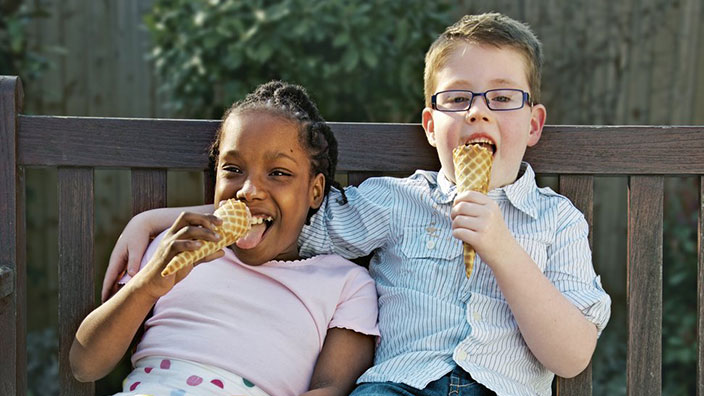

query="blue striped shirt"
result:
[299,163,611,396]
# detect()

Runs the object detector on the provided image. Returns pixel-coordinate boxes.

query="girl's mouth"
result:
[235,215,273,249]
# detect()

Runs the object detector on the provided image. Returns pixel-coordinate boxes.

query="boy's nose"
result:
[236,178,265,201]
[465,98,492,123]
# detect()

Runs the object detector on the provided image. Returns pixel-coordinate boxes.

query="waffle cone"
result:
[453,144,493,278]
[161,199,252,277]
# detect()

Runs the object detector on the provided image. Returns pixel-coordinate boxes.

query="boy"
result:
[298,13,610,395]
[104,13,610,396]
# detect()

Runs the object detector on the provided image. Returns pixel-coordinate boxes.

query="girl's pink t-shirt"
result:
[125,233,379,396]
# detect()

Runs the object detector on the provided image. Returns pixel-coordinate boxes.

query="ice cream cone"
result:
[453,144,493,278]
[161,199,252,277]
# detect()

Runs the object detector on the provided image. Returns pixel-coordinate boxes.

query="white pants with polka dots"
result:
[114,356,270,396]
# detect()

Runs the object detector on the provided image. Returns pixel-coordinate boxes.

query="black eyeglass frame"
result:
[431,89,533,112]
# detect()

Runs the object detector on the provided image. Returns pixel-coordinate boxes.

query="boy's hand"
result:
[451,190,514,268]
[132,212,224,299]
[102,212,152,302]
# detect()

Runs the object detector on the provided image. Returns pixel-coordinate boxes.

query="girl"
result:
[70,81,379,396]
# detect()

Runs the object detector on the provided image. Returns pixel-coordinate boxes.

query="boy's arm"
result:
[299,181,393,259]
[302,328,374,396]
[452,191,607,378]
[101,204,215,302]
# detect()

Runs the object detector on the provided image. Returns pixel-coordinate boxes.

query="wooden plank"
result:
[57,167,94,396]
[698,176,704,396]
[348,171,385,187]
[203,168,215,204]
[627,176,663,396]
[672,0,701,124]
[131,168,167,215]
[555,175,594,396]
[0,75,24,396]
[17,117,704,174]
[0,266,13,300]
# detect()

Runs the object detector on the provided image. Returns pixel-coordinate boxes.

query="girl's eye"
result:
[222,165,242,174]
[271,170,292,177]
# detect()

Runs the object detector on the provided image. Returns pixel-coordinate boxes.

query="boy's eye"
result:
[449,95,471,103]
[491,95,512,103]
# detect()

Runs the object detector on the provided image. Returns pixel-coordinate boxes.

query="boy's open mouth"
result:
[464,140,496,155]
[235,215,273,249]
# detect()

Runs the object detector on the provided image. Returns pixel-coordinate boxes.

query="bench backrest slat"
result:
[57,167,95,396]
[627,176,664,395]
[554,175,594,396]
[131,168,168,215]
[0,76,25,396]
[698,176,704,396]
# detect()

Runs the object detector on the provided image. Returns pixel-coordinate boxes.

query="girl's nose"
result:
[236,178,265,201]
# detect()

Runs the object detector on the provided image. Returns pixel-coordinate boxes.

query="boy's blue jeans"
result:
[350,366,496,396]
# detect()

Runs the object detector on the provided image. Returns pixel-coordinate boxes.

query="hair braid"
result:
[210,80,347,222]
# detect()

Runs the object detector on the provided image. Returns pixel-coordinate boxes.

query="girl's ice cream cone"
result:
[161,199,252,277]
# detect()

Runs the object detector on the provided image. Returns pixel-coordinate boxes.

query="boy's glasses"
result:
[431,89,532,112]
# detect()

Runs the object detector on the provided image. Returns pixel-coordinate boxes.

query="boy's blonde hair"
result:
[424,13,543,107]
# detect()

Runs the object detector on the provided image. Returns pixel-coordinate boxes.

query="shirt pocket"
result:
[398,225,463,296]
[514,236,548,272]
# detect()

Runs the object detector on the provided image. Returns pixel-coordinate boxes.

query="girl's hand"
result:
[450,190,515,268]
[132,212,224,299]
[101,204,216,302]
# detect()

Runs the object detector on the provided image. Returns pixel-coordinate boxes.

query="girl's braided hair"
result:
[209,80,347,222]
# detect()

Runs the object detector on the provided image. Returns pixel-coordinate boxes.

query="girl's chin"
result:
[230,246,271,266]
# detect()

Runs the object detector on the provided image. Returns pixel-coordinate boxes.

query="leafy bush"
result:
[0,1,49,81]
[144,0,454,121]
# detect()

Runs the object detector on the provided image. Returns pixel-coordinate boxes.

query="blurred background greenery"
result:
[2,0,703,394]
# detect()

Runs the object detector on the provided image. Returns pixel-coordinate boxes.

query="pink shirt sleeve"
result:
[329,266,379,338]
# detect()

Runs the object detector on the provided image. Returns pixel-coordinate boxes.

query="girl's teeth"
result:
[250,216,273,225]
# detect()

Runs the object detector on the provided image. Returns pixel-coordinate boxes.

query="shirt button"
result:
[473,311,482,321]
[426,240,436,250]
[456,349,468,361]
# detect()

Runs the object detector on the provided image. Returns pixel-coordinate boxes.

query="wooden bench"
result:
[2,74,704,395]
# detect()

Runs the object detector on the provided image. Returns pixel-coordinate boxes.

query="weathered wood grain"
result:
[627,176,663,395]
[555,175,594,396]
[0,75,25,396]
[131,168,167,215]
[58,167,95,396]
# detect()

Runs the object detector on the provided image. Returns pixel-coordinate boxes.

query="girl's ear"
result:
[309,173,326,209]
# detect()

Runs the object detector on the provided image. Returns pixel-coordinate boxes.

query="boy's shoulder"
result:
[357,169,439,189]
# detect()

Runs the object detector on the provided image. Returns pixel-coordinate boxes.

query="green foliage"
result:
[144,0,454,121]
[0,1,50,81]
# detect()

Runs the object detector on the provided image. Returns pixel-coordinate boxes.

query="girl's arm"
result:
[101,204,215,302]
[72,212,222,381]
[302,328,374,396]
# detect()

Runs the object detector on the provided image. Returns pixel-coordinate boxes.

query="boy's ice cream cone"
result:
[161,199,252,277]
[453,144,493,278]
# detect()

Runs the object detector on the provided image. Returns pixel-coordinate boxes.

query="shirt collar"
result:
[490,162,540,219]
[423,162,540,219]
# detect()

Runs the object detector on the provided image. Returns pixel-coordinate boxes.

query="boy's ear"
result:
[527,103,547,147]
[421,107,437,147]
[309,173,326,209]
